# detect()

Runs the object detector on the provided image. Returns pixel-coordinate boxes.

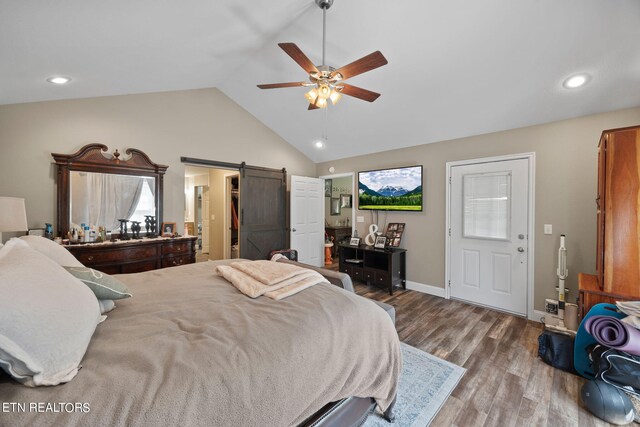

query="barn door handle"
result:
[241,208,244,226]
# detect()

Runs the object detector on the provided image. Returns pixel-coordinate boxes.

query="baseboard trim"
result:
[405,281,446,298]
[530,309,547,323]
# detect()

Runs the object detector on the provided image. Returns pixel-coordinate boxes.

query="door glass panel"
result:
[463,172,511,240]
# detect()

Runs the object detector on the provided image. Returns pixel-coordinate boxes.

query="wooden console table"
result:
[338,244,406,295]
[65,236,197,274]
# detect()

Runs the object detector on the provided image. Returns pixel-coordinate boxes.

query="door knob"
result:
[517,247,525,252]
[292,228,297,232]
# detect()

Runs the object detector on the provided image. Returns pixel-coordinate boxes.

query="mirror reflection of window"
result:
[70,171,156,232]
[128,180,155,227]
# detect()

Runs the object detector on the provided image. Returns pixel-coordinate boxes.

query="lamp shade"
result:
[0,197,28,232]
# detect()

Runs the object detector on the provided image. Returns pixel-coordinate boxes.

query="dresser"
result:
[578,125,640,317]
[66,236,197,274]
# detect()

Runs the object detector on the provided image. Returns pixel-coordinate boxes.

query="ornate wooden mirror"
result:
[53,144,167,237]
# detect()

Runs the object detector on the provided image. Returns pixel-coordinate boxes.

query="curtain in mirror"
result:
[71,172,155,231]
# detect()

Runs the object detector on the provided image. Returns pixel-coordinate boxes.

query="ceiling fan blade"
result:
[278,43,319,75]
[257,82,306,89]
[339,84,381,102]
[332,51,388,80]
[308,103,320,110]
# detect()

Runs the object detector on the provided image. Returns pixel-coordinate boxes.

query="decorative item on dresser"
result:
[579,125,640,318]
[65,236,196,274]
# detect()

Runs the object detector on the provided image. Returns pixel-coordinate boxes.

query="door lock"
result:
[517,247,525,252]
[518,234,525,240]
[292,228,297,232]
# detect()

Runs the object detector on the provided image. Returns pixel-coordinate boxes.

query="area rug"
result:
[363,342,466,427]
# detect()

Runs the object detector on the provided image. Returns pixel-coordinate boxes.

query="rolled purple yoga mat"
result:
[585,315,640,356]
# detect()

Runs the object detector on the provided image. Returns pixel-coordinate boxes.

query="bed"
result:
[0,258,401,427]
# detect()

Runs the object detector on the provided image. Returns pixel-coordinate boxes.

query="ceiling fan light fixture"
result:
[305,88,319,103]
[329,89,342,105]
[257,0,387,110]
[318,84,331,99]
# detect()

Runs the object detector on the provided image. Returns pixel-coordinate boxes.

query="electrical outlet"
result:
[544,224,552,235]
[356,216,365,223]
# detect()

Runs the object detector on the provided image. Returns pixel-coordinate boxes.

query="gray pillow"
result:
[63,267,132,300]
[0,239,101,386]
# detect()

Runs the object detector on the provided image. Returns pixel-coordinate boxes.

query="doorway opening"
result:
[184,165,240,262]
[319,172,356,270]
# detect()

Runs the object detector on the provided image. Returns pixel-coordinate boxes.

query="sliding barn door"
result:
[239,166,287,260]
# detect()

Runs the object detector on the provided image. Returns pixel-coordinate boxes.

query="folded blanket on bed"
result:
[216,260,329,300]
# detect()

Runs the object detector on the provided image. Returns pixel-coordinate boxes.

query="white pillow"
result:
[19,235,83,267]
[98,299,116,314]
[0,239,101,386]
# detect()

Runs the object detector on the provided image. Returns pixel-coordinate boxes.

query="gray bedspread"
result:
[0,260,401,427]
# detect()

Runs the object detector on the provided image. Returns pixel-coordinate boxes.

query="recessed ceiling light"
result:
[46,76,72,85]
[314,140,325,149]
[563,74,590,89]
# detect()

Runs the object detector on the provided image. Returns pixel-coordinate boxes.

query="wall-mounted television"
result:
[358,165,423,211]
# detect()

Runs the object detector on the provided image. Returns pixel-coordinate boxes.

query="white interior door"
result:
[201,186,210,254]
[290,176,323,267]
[449,158,529,315]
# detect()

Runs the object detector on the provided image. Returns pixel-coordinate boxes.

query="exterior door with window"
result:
[449,158,529,315]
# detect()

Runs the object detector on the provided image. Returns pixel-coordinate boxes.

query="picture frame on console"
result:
[374,236,387,249]
[385,222,405,248]
[161,222,176,237]
[349,237,361,246]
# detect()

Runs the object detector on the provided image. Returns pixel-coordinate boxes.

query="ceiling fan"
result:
[257,0,388,110]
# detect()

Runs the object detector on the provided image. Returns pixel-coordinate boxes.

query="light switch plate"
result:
[544,224,552,235]
[356,216,365,223]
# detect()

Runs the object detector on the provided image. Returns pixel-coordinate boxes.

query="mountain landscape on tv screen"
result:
[358,178,422,211]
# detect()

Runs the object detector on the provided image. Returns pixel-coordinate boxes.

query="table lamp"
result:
[0,197,28,243]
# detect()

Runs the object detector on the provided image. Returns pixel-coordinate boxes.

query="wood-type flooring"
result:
[353,282,616,427]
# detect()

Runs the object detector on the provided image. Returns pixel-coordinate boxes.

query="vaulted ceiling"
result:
[2,0,639,162]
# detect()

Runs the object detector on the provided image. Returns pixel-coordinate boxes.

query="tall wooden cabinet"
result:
[579,125,640,317]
